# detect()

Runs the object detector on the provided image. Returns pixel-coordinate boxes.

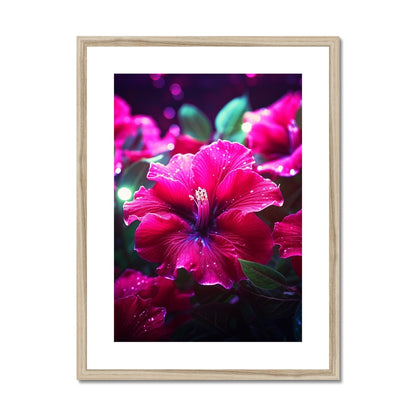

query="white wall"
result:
[1,1,415,415]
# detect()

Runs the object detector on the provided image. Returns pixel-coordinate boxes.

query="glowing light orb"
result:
[241,122,252,133]
[170,83,182,96]
[163,107,175,119]
[168,124,180,137]
[117,187,132,201]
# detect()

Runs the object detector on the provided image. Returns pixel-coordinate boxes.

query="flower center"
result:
[190,187,210,232]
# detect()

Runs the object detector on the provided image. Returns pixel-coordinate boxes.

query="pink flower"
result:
[124,140,284,289]
[171,134,205,156]
[244,92,302,177]
[273,209,302,278]
[114,269,193,341]
[114,96,174,174]
[163,125,206,157]
[273,209,302,258]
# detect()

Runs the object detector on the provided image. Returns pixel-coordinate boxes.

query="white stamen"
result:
[194,187,208,202]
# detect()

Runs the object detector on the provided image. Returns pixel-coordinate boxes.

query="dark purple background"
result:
[115,74,301,134]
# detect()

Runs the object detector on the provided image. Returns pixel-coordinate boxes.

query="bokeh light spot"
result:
[117,187,132,201]
[153,77,165,88]
[170,83,182,96]
[241,122,252,133]
[163,107,176,119]
[168,124,180,137]
[170,83,184,100]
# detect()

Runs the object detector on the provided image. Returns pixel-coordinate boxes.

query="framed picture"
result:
[77,36,340,380]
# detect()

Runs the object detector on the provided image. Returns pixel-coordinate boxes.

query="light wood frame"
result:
[77,36,340,380]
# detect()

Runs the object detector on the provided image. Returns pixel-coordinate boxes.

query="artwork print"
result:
[114,74,302,342]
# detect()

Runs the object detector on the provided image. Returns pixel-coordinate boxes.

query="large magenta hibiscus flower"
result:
[124,140,284,289]
[244,92,302,178]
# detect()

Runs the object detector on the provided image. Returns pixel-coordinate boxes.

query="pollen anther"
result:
[194,187,208,202]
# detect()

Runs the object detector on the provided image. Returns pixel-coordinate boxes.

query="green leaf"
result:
[178,104,212,142]
[226,129,247,144]
[295,106,302,128]
[141,153,168,164]
[239,281,300,319]
[122,127,143,151]
[118,160,154,198]
[215,95,250,143]
[239,259,292,290]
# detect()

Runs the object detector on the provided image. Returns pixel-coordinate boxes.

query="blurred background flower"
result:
[244,92,302,177]
[114,269,194,341]
[115,74,301,136]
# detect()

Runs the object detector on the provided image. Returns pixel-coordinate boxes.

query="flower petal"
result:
[245,113,290,158]
[114,296,166,341]
[270,92,302,126]
[123,186,170,224]
[257,145,302,178]
[114,117,139,146]
[133,115,161,144]
[123,157,196,225]
[215,169,284,215]
[171,134,204,156]
[114,269,158,300]
[115,269,194,313]
[291,256,302,279]
[147,153,195,193]
[122,117,174,162]
[114,147,123,175]
[170,233,244,289]
[273,209,302,258]
[151,276,194,312]
[143,134,175,156]
[135,212,193,266]
[114,95,131,120]
[289,123,302,150]
[135,213,244,289]
[216,210,274,264]
[114,112,162,151]
[192,140,254,203]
